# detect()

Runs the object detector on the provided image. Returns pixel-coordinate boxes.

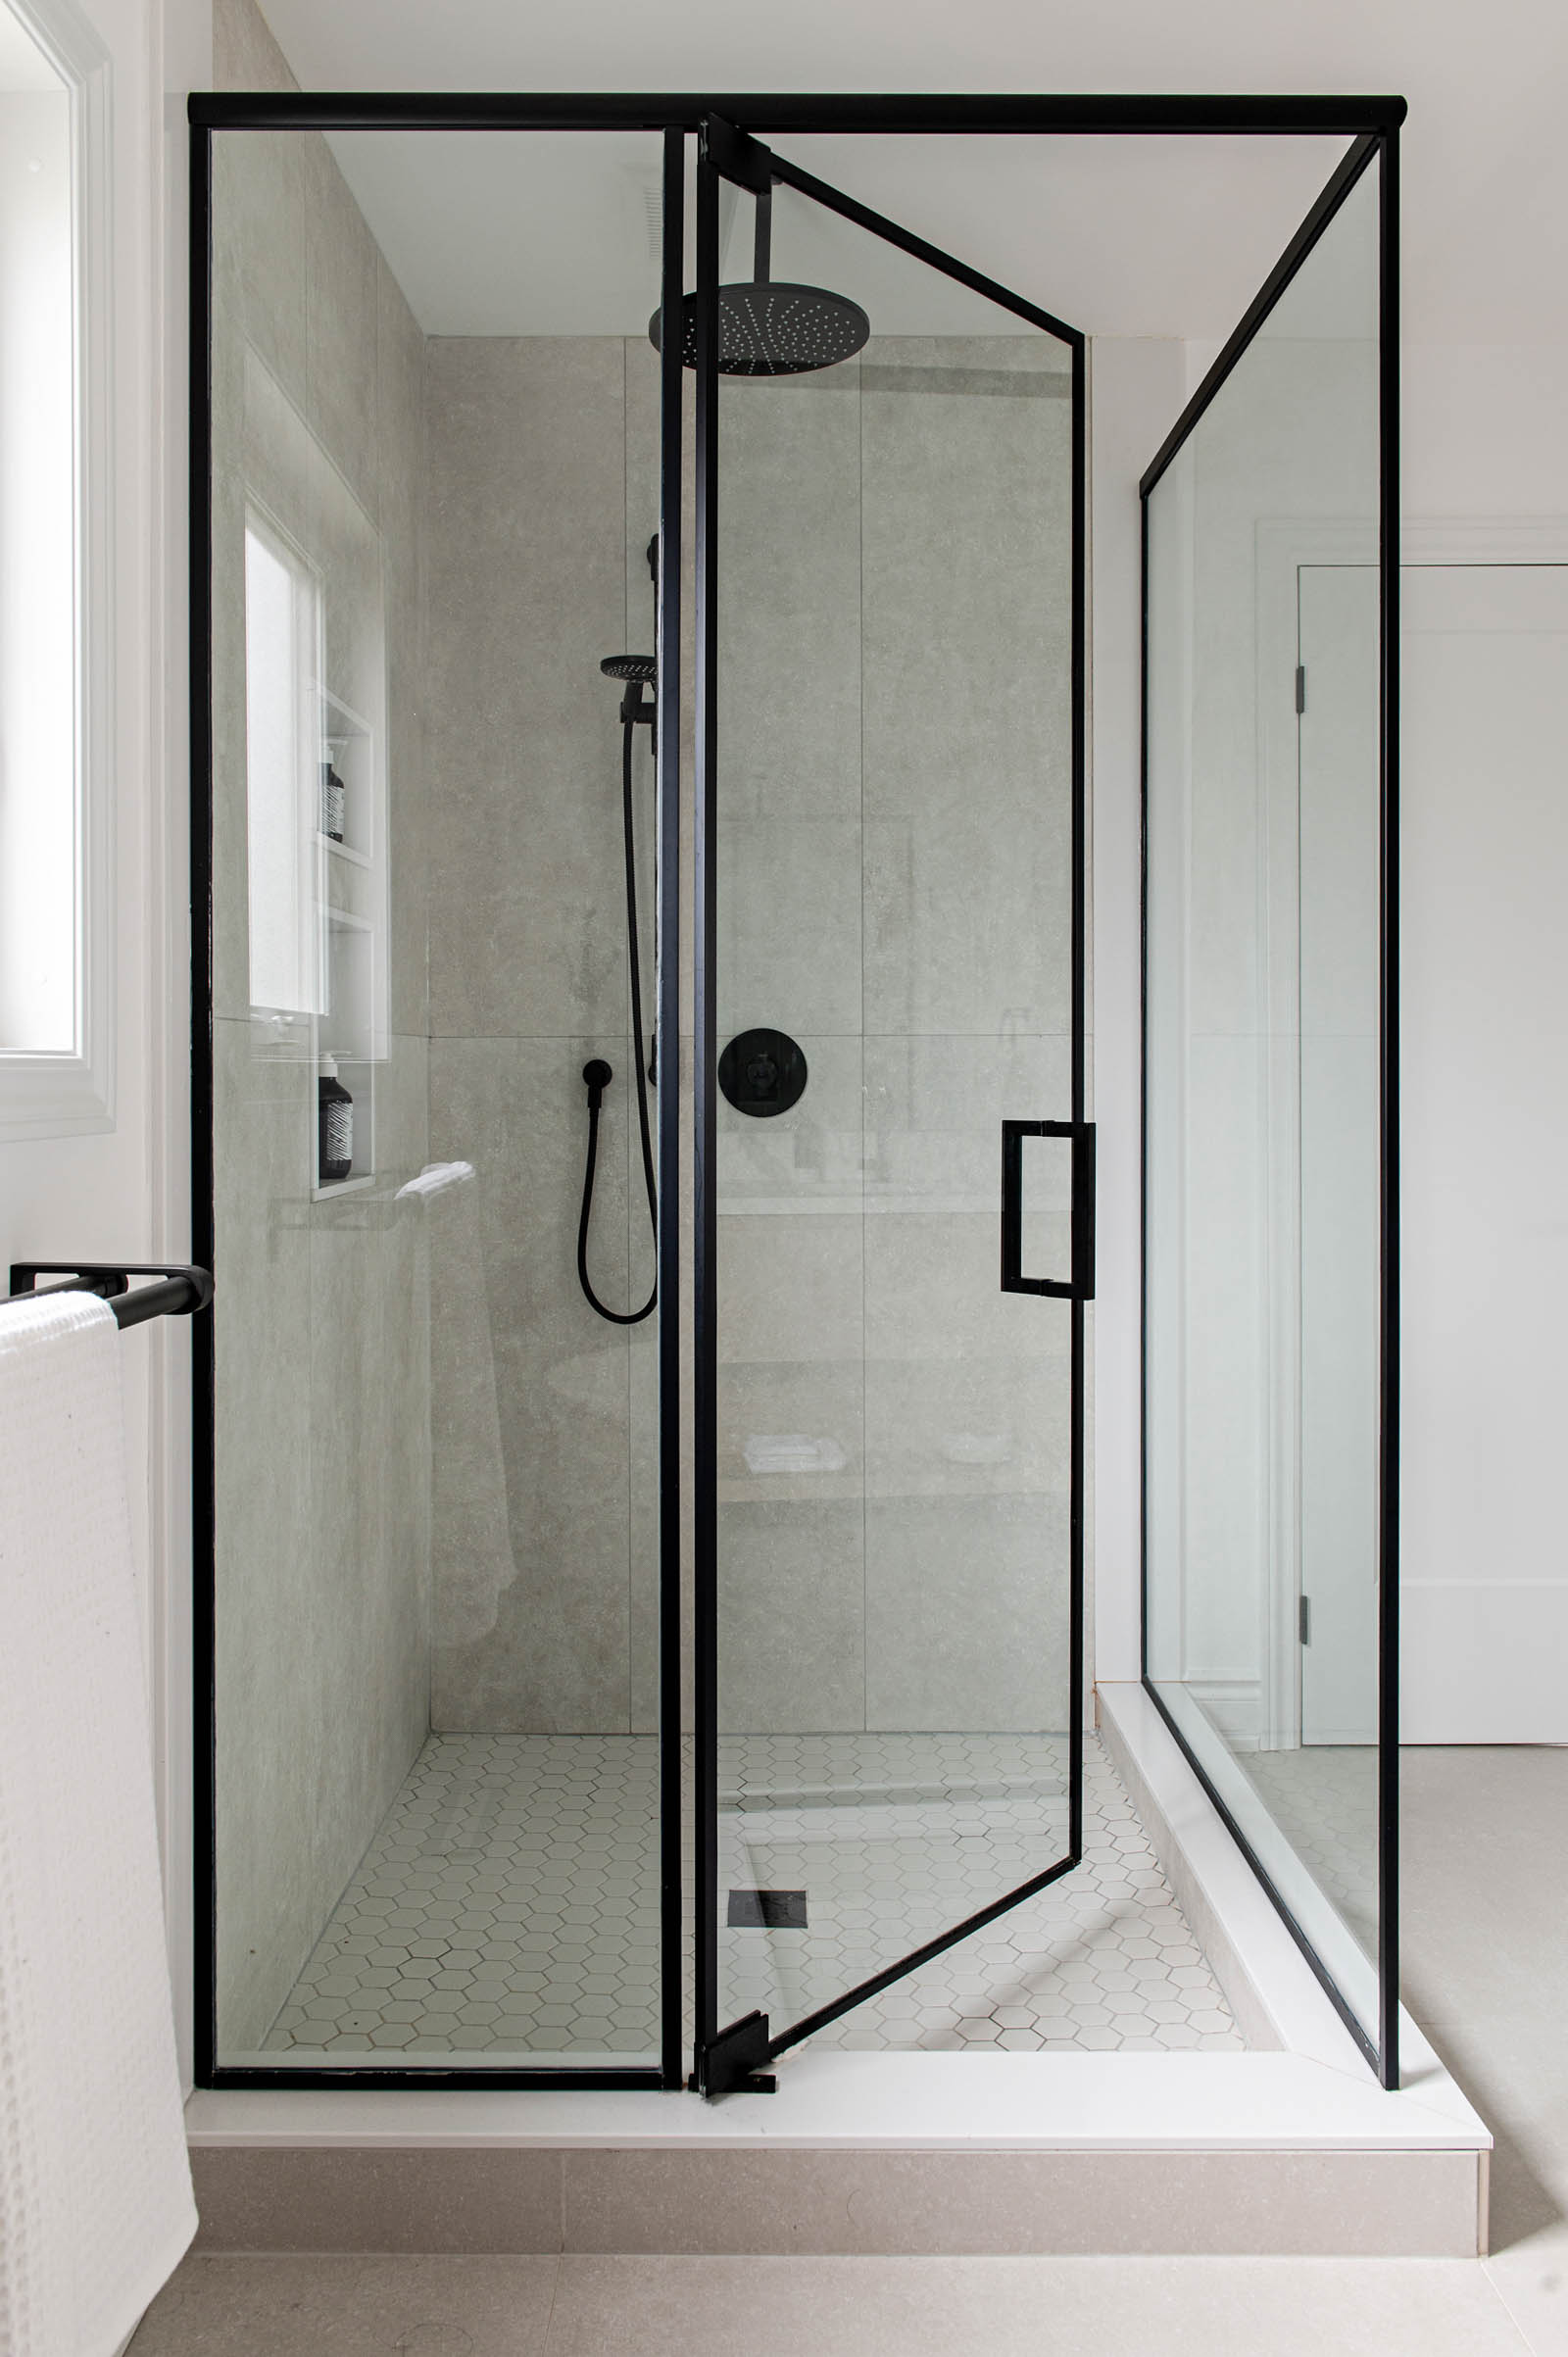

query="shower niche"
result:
[237,345,390,1201]
[313,685,385,1197]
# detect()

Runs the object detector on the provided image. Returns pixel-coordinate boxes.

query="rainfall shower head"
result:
[601,655,657,683]
[649,181,870,379]
[662,283,870,377]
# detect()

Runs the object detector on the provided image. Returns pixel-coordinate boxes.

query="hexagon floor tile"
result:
[260,1731,1242,2059]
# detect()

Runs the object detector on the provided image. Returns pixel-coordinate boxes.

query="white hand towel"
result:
[0,1295,196,2357]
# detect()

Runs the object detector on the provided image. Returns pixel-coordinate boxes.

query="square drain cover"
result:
[728,1888,808,1929]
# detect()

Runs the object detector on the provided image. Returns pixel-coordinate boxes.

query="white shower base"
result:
[190,1690,1491,2258]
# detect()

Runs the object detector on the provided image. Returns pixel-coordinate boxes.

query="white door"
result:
[1297,565,1382,1746]
[1399,563,1568,1743]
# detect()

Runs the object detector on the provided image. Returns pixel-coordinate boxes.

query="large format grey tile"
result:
[715,363,861,824]
[210,1021,314,2051]
[860,338,1073,1041]
[422,338,631,1039]
[302,135,381,520]
[187,2154,565,2257]
[214,0,298,91]
[542,2254,1525,2357]
[716,1498,866,1734]
[428,1035,636,1732]
[716,1212,863,1369]
[559,2151,1483,2260]
[863,1493,1070,1733]
[717,1033,862,1213]
[134,2254,560,2353]
[1486,2219,1568,2356]
[717,815,863,1039]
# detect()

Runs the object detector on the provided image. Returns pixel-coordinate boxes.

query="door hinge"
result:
[1298,1595,1312,1645]
[694,2008,776,2098]
[1295,664,1306,714]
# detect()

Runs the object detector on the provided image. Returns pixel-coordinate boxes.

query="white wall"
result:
[0,0,206,2082]
[1091,319,1568,1710]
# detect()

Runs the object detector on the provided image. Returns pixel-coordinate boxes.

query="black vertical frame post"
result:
[690,141,721,2087]
[188,119,218,2088]
[1067,329,1088,1868]
[1375,124,1401,2093]
[655,124,686,2093]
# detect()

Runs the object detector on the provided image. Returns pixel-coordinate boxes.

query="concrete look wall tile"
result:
[717,1498,866,1735]
[210,6,434,2055]
[212,1019,314,2051]
[715,365,861,824]
[423,338,630,1040]
[860,339,1072,1041]
[428,1034,634,1731]
[864,1492,1071,1733]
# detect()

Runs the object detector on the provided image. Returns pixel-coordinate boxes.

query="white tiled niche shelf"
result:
[255,1733,1242,2063]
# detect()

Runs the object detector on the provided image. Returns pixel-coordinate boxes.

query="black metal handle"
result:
[8,1261,215,1331]
[1000,1121,1095,1300]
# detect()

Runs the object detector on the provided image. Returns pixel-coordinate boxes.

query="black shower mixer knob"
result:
[718,1027,808,1118]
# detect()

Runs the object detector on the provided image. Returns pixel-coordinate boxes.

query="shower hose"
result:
[577,712,658,1324]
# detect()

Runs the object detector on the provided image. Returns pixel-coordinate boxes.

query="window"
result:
[244,510,322,1023]
[0,0,110,1132]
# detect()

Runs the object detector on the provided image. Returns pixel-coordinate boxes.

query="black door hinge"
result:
[1298,1595,1312,1645]
[694,2008,776,2098]
[1295,664,1306,714]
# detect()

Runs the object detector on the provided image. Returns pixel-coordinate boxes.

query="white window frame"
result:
[0,0,113,1138]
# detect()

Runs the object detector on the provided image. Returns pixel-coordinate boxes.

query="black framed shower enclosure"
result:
[188,90,1401,2097]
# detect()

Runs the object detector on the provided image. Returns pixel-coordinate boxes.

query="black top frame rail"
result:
[1137,123,1401,2091]
[189,92,1406,135]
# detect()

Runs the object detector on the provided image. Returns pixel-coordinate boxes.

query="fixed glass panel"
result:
[705,158,1080,2057]
[207,124,674,2074]
[1144,159,1387,2064]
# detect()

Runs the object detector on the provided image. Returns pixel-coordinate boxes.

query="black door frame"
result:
[687,115,1089,2097]
[188,90,1404,2097]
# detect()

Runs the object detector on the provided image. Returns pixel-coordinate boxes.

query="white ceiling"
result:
[255,0,1567,347]
[319,127,1348,342]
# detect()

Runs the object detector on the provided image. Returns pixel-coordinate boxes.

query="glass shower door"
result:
[689,124,1089,2091]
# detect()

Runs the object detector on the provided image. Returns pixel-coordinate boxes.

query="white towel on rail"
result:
[0,1294,196,2357]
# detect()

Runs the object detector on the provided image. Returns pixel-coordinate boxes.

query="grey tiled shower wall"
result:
[211,0,432,2052]
[421,333,1077,1742]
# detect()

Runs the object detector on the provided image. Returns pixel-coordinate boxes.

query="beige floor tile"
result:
[1486,2221,1568,2357]
[540,2253,1530,2357]
[129,2254,561,2355]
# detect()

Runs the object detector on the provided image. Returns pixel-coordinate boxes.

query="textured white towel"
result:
[0,1295,196,2357]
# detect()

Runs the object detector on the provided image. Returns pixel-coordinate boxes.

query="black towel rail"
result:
[7,1262,214,1331]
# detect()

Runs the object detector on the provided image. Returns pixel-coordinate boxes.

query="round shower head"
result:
[650,282,871,378]
[601,654,657,683]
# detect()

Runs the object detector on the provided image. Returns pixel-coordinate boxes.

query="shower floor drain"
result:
[728,1889,808,1929]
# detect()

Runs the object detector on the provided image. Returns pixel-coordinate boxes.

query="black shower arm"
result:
[703,112,776,282]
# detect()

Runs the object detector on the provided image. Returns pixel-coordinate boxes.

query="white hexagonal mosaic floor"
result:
[260,1731,1242,2060]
